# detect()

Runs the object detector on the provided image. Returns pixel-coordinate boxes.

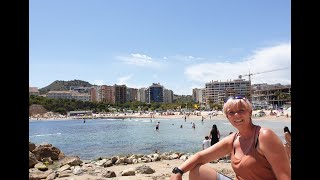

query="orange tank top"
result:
[231,126,276,180]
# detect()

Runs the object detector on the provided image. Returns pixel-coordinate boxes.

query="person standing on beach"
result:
[156,122,160,131]
[202,136,211,150]
[170,96,291,180]
[209,124,220,146]
[283,126,291,163]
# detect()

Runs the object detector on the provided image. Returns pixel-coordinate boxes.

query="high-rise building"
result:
[126,88,138,102]
[113,84,127,103]
[148,83,164,103]
[163,89,173,103]
[137,88,147,102]
[205,79,251,104]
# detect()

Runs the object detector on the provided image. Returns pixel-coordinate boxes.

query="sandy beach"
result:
[53,159,234,180]
[152,110,291,122]
[30,109,291,122]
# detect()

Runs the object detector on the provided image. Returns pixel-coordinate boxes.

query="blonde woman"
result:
[170,96,291,180]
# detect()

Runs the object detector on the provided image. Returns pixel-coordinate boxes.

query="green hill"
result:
[39,79,93,94]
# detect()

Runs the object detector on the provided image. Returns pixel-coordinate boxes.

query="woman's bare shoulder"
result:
[258,128,280,142]
[257,127,283,155]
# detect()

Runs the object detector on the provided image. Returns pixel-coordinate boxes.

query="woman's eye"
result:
[228,112,235,115]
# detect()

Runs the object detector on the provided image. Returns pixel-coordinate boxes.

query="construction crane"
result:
[238,67,290,82]
[238,67,290,100]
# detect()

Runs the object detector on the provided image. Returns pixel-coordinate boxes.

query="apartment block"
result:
[126,88,138,102]
[137,88,147,102]
[29,87,40,96]
[251,83,291,109]
[163,89,173,103]
[113,84,127,103]
[148,83,164,103]
[205,79,251,104]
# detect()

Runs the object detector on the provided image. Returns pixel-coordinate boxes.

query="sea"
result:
[29,118,291,160]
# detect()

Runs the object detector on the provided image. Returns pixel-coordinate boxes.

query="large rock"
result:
[135,164,155,174]
[29,151,39,168]
[32,143,62,160]
[59,156,83,167]
[29,142,36,151]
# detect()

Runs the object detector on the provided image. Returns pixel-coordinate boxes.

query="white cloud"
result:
[185,42,291,85]
[115,75,149,89]
[117,75,132,85]
[171,54,204,63]
[117,53,161,67]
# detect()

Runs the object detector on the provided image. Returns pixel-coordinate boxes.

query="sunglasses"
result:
[224,95,247,103]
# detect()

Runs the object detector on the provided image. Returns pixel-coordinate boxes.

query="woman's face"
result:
[226,103,251,127]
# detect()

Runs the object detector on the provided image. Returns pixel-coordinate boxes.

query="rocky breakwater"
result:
[29,142,206,180]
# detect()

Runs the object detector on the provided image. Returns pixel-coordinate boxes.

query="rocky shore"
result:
[29,142,234,180]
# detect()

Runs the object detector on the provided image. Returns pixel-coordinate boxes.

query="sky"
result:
[29,0,291,95]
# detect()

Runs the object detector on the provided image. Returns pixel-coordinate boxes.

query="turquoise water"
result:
[29,118,291,160]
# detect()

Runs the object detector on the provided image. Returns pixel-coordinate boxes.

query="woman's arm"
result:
[258,128,291,180]
[170,134,234,180]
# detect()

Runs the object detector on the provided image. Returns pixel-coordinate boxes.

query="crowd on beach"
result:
[29,108,291,122]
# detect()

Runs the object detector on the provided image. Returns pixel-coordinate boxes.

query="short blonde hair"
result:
[223,98,253,115]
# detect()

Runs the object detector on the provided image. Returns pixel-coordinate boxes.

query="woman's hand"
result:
[170,173,183,180]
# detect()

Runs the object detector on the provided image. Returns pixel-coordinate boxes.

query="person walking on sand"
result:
[283,126,291,163]
[170,96,291,180]
[209,124,220,146]
[202,136,211,150]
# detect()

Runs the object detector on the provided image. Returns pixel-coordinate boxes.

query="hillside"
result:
[39,79,93,94]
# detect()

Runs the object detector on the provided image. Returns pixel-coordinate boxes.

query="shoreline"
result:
[30,112,291,122]
[29,113,291,162]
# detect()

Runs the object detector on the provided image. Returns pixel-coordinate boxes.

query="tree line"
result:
[30,95,222,115]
